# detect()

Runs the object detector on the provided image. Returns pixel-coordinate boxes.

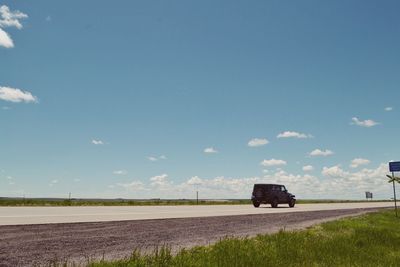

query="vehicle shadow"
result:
[257,206,294,209]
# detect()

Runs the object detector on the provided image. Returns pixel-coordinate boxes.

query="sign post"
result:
[388,162,400,217]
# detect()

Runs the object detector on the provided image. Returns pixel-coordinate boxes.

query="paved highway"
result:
[0,202,393,225]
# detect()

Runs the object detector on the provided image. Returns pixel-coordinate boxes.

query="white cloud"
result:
[150,174,172,189]
[260,158,287,167]
[321,163,389,192]
[248,138,269,147]
[116,181,144,190]
[147,155,167,161]
[113,170,127,175]
[0,28,13,48]
[91,139,104,145]
[73,178,80,182]
[106,164,392,199]
[302,165,314,172]
[45,16,51,22]
[350,158,370,168]
[309,149,334,157]
[0,86,38,103]
[179,176,262,196]
[49,179,58,187]
[385,107,393,111]
[0,5,28,48]
[2,106,10,110]
[277,131,312,139]
[0,5,28,29]
[187,176,203,185]
[351,117,379,127]
[322,165,347,178]
[204,147,218,153]
[147,156,158,162]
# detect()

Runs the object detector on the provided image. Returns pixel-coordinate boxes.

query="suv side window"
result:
[281,186,286,192]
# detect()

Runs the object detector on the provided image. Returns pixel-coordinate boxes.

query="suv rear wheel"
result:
[253,201,260,208]
[271,198,278,208]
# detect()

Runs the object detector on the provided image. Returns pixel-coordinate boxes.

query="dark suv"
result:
[251,184,296,208]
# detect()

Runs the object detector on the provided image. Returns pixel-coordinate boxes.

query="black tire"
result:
[271,198,278,208]
[253,201,260,208]
[289,199,296,208]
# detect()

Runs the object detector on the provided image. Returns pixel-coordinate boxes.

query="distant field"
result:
[0,197,390,206]
[89,210,400,267]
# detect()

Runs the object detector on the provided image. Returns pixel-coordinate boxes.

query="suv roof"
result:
[254,183,283,187]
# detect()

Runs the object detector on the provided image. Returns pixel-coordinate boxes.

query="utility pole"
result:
[392,172,398,217]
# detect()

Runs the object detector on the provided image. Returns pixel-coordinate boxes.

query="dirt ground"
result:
[0,207,385,266]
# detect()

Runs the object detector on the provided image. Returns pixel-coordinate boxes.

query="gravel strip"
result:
[0,207,386,266]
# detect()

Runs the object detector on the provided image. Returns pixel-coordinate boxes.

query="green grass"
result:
[88,210,400,267]
[0,198,389,207]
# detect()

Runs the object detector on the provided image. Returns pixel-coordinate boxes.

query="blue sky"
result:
[1,1,399,199]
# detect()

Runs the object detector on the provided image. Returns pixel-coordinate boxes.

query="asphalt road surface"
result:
[0,206,390,266]
[0,202,393,225]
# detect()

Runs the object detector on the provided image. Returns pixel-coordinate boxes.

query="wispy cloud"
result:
[147,155,167,162]
[277,131,313,139]
[350,158,370,168]
[0,86,38,103]
[248,138,269,147]
[91,139,104,145]
[302,165,314,172]
[116,181,144,190]
[113,170,127,175]
[49,179,58,187]
[351,117,379,127]
[385,107,393,111]
[309,149,334,157]
[260,159,287,167]
[204,147,218,154]
[0,5,28,48]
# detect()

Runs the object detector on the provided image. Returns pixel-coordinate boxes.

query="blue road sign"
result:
[389,161,400,172]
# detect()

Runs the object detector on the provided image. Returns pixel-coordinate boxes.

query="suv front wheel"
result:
[289,199,295,208]
[253,201,260,208]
